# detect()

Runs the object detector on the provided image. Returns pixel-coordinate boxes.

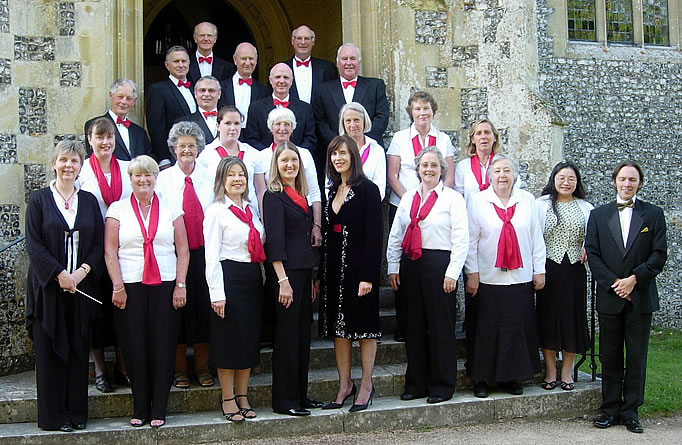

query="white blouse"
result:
[387,123,455,207]
[464,187,546,285]
[106,195,184,283]
[155,162,214,211]
[77,158,133,219]
[203,197,265,302]
[387,182,469,280]
[454,156,520,206]
[261,145,321,205]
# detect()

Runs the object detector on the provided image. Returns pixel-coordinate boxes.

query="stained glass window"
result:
[643,0,669,46]
[606,0,634,43]
[567,0,596,41]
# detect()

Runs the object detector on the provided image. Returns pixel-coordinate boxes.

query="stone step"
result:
[0,375,601,445]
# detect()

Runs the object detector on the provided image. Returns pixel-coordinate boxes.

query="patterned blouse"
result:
[543,199,586,265]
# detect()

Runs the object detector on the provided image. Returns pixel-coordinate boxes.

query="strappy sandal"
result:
[560,381,575,391]
[174,371,190,389]
[541,380,557,390]
[220,396,245,423]
[130,418,146,427]
[196,368,214,387]
[150,419,165,428]
[235,394,256,419]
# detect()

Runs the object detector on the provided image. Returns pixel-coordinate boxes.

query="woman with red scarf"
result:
[464,154,546,398]
[78,117,132,393]
[104,155,189,428]
[387,146,468,404]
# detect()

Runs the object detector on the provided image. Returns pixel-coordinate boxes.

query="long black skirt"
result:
[176,247,211,345]
[208,260,263,369]
[90,271,117,349]
[536,254,588,353]
[470,282,540,382]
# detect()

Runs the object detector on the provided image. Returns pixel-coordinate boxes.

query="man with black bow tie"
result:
[282,25,336,104]
[187,22,235,85]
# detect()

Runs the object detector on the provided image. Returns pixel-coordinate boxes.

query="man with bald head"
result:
[187,22,235,85]
[218,42,269,128]
[244,63,316,151]
[282,25,336,104]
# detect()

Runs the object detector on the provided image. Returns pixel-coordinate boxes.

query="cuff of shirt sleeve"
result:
[388,262,400,275]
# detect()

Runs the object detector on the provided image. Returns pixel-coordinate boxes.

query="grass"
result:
[578,328,682,418]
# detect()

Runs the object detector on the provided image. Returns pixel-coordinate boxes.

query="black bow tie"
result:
[617,199,634,211]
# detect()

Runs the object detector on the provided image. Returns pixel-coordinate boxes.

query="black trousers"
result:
[114,281,177,420]
[401,250,458,398]
[389,204,407,337]
[271,268,313,413]
[463,274,477,375]
[598,304,652,421]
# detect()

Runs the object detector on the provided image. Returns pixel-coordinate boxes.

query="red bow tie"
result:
[342,80,357,89]
[199,56,212,64]
[116,116,131,128]
[296,59,310,67]
[238,78,253,86]
[202,110,217,118]
[177,79,191,88]
[273,99,289,108]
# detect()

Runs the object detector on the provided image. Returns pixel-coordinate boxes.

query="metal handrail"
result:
[0,236,26,254]
[574,277,599,381]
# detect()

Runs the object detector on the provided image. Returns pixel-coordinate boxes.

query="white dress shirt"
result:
[108,109,130,152]
[169,74,197,114]
[324,136,386,200]
[198,107,218,141]
[292,57,313,103]
[464,187,546,285]
[261,145,321,205]
[617,195,636,247]
[155,162,214,212]
[106,194,184,283]
[454,156,521,206]
[196,50,213,78]
[387,182,469,279]
[341,76,357,104]
[272,93,290,107]
[232,73,252,127]
[387,123,455,207]
[77,158,133,219]
[203,196,266,302]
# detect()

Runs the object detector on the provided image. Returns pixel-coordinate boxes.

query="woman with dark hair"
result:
[536,161,593,391]
[317,135,382,412]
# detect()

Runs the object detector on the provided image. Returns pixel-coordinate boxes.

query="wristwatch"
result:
[176,282,186,288]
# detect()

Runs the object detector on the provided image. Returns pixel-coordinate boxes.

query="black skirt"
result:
[90,271,117,349]
[176,247,211,344]
[208,259,263,369]
[536,254,588,353]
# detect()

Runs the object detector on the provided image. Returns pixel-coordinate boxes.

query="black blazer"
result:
[313,75,389,152]
[84,113,152,161]
[243,97,317,152]
[146,79,197,163]
[187,54,236,85]
[262,190,315,270]
[174,110,217,146]
[283,56,337,102]
[585,199,667,314]
[217,76,270,110]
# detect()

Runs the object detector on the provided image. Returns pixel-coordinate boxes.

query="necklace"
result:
[55,187,76,209]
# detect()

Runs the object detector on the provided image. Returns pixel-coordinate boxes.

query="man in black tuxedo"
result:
[174,75,221,146]
[217,42,269,130]
[586,161,667,434]
[282,25,336,104]
[84,78,152,160]
[146,45,197,167]
[187,22,235,85]
[244,63,316,152]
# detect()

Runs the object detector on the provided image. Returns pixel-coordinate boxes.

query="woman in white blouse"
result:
[336,102,386,200]
[104,155,189,428]
[464,154,545,398]
[387,147,468,404]
[156,121,214,390]
[386,91,455,341]
[204,157,266,422]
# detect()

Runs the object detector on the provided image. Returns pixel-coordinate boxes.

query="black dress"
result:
[319,178,383,339]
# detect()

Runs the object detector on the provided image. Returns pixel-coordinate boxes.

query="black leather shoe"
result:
[95,374,113,393]
[504,381,523,395]
[593,413,619,429]
[276,408,311,416]
[623,418,644,433]
[394,332,406,342]
[59,424,74,432]
[114,368,131,387]
[400,392,425,401]
[427,395,451,404]
[302,398,323,409]
[72,423,86,430]
[474,382,489,398]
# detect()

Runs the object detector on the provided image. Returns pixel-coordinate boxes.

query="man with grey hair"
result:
[187,21,235,85]
[174,75,222,146]
[84,78,152,160]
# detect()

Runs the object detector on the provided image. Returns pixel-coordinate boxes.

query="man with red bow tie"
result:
[175,76,222,146]
[187,22,235,85]
[146,46,197,168]
[244,63,316,152]
[84,79,152,161]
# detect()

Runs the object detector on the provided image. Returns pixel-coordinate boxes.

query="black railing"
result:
[0,236,26,254]
[574,277,599,381]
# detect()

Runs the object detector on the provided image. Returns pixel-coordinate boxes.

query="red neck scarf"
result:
[216,145,244,160]
[411,134,437,157]
[89,155,122,207]
[271,142,277,151]
[229,204,266,263]
[471,153,494,191]
[183,176,205,250]
[401,188,438,260]
[284,186,308,213]
[130,193,162,285]
[492,203,523,270]
[360,143,371,165]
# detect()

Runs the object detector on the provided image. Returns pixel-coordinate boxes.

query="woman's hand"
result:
[443,277,456,294]
[72,268,87,287]
[358,281,372,297]
[278,280,294,308]
[212,300,226,319]
[173,286,187,310]
[57,270,77,293]
[112,286,127,310]
[313,280,320,302]
[580,247,588,264]
[466,273,479,296]
[389,273,400,291]
[311,225,322,247]
[533,273,546,291]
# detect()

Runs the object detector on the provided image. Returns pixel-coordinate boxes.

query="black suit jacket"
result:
[187,54,236,85]
[84,113,152,161]
[174,110,217,146]
[217,76,269,110]
[146,79,197,163]
[313,76,389,153]
[243,97,317,152]
[585,199,667,315]
[283,56,336,103]
[262,190,315,270]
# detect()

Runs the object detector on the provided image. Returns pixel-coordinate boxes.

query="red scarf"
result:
[284,186,308,213]
[183,176,205,250]
[471,153,494,191]
[229,204,266,263]
[130,193,162,285]
[216,145,244,160]
[411,134,437,157]
[492,203,523,270]
[360,143,371,165]
[401,189,438,260]
[89,155,122,206]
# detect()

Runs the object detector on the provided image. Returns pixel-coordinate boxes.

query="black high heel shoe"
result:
[220,396,245,423]
[349,385,375,412]
[322,383,357,409]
